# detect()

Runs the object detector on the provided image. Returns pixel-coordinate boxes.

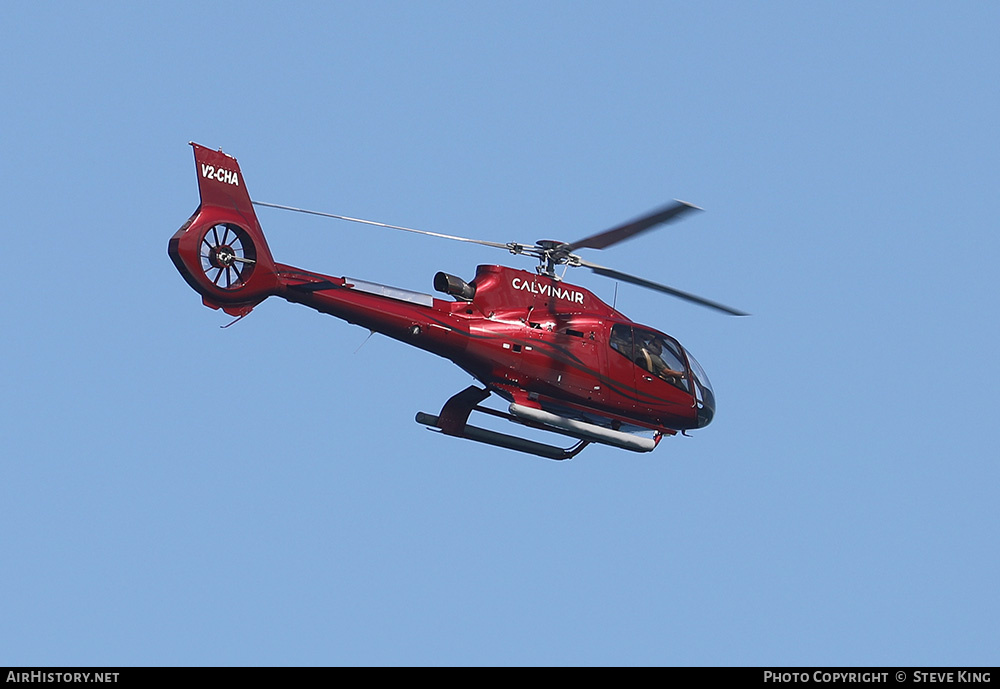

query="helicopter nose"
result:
[695,401,714,428]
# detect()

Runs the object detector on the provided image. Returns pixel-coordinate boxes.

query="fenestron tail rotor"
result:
[251,198,747,315]
[199,223,257,290]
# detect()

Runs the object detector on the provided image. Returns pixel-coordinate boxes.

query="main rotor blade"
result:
[252,201,515,251]
[578,258,749,316]
[562,200,702,253]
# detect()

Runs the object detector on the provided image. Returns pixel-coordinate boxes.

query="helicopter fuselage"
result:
[169,143,718,458]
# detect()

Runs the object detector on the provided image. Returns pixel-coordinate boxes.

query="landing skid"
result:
[417,386,665,460]
[416,386,589,461]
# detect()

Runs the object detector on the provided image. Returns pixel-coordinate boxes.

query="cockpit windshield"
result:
[684,349,716,428]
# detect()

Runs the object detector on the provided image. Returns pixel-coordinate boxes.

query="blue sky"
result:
[2,2,997,666]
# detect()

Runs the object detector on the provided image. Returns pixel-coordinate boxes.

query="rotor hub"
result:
[209,244,237,268]
[530,240,575,276]
[535,240,565,251]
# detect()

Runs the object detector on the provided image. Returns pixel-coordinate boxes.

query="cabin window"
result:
[610,324,634,360]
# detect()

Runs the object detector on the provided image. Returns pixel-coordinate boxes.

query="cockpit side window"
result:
[608,324,690,391]
[633,328,690,392]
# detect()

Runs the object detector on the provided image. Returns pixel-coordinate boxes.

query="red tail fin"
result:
[191,143,258,222]
[169,144,279,315]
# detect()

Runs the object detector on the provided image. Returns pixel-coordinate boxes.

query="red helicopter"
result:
[169,143,746,460]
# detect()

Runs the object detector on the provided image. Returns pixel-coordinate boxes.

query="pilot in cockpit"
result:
[638,336,686,387]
